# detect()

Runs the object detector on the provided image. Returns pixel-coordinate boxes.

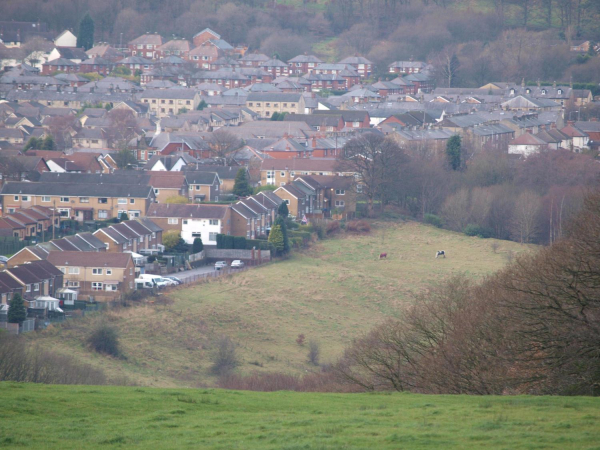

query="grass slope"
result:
[35,222,531,387]
[2,382,599,449]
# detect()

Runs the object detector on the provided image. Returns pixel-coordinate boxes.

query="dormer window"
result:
[541,89,546,95]
[526,88,531,94]
[558,89,563,95]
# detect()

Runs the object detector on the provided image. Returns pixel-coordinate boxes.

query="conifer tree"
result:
[268,224,284,254]
[8,293,27,325]
[77,14,95,51]
[278,201,289,217]
[233,168,252,197]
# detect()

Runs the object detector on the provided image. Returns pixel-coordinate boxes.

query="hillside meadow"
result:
[2,382,599,449]
[34,222,532,387]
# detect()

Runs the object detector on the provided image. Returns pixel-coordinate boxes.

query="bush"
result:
[87,323,120,357]
[424,214,444,228]
[346,220,371,233]
[298,224,314,233]
[233,236,246,249]
[308,340,320,366]
[192,237,204,253]
[222,235,235,249]
[216,234,223,248]
[463,224,493,238]
[289,231,312,241]
[245,239,269,250]
[326,221,341,235]
[210,336,240,376]
[312,221,326,239]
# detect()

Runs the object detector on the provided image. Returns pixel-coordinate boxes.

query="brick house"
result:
[246,92,305,118]
[47,251,135,301]
[192,28,221,48]
[388,61,427,74]
[187,44,223,69]
[156,39,191,59]
[41,58,79,75]
[273,184,309,219]
[79,57,114,76]
[288,54,323,75]
[128,33,163,59]
[259,59,289,78]
[338,56,373,78]
[184,172,221,202]
[239,53,270,68]
[140,89,200,118]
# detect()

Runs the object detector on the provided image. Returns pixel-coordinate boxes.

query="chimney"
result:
[550,123,557,129]
[526,129,532,134]
[567,120,575,126]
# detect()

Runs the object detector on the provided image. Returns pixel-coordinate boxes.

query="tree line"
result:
[339,132,599,245]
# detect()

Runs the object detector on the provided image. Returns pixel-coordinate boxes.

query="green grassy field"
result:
[35,222,532,387]
[2,382,599,449]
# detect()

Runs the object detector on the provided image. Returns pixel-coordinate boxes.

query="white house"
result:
[181,217,223,245]
[54,30,77,48]
[508,132,548,157]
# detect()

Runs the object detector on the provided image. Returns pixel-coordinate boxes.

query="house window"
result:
[98,210,108,219]
[60,197,69,202]
[130,198,135,204]
[280,171,285,177]
[26,285,31,292]
[42,196,50,202]
[335,189,345,195]
[98,198,107,204]
[106,269,112,275]
[195,185,200,191]
[79,197,89,203]
[280,182,285,186]
[290,171,295,177]
[183,220,188,225]
[284,199,290,205]
[105,284,117,291]
[13,196,19,201]
[154,189,160,194]
[22,196,29,201]
[248,102,253,106]
[92,282,103,291]
[33,283,39,292]
[68,281,80,288]
[335,200,345,207]
[92,268,103,275]
[68,267,79,274]
[118,198,127,204]
[209,219,218,225]
[168,218,178,224]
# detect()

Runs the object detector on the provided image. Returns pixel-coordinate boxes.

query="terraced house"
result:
[47,251,135,301]
[0,181,156,221]
[140,89,201,118]
[245,92,305,118]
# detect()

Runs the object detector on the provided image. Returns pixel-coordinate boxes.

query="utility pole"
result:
[52,200,56,240]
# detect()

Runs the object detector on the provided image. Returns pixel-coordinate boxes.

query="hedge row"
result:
[216,234,270,250]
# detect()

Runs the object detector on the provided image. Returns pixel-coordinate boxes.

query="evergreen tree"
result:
[192,237,204,253]
[446,135,462,171]
[8,293,27,325]
[278,201,289,217]
[268,224,285,254]
[119,212,129,222]
[197,100,207,110]
[77,14,95,51]
[275,216,290,254]
[42,135,55,150]
[233,168,252,197]
[24,137,41,151]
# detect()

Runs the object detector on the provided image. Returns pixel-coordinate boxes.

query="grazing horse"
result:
[436,250,445,258]
[379,252,387,259]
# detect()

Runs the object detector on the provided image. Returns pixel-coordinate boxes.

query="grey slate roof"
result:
[1,181,153,198]
[246,92,302,102]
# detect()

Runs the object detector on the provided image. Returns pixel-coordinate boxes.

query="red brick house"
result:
[187,44,223,69]
[192,28,221,48]
[128,33,163,59]
[156,39,191,59]
[338,56,373,78]
[388,60,427,75]
[287,54,323,75]
[79,57,114,76]
[239,53,270,68]
[41,58,79,75]
[259,59,289,78]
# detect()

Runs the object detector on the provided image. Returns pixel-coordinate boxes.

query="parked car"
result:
[158,277,178,286]
[137,274,170,288]
[215,261,228,270]
[231,260,244,268]
[164,276,182,285]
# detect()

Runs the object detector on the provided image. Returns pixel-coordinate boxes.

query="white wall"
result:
[508,144,543,157]
[181,218,221,245]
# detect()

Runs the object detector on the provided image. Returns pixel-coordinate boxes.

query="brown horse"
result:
[379,252,387,259]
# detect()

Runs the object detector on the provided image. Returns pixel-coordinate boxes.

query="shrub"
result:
[87,322,120,357]
[210,336,240,376]
[463,224,493,238]
[312,221,326,239]
[308,340,320,366]
[298,224,314,233]
[326,221,341,235]
[346,220,371,233]
[192,237,204,253]
[296,334,306,346]
[216,234,223,248]
[7,293,27,325]
[424,214,444,228]
[222,235,235,249]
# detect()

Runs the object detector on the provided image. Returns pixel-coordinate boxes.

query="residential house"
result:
[148,172,188,203]
[508,131,548,157]
[273,184,309,219]
[312,110,371,129]
[140,89,201,118]
[41,58,79,75]
[187,44,223,69]
[338,56,372,78]
[47,251,135,301]
[388,60,427,74]
[297,175,356,219]
[561,121,589,150]
[128,33,163,59]
[239,53,270,68]
[259,59,289,78]
[146,203,231,245]
[79,57,114,75]
[156,39,191,59]
[183,165,242,192]
[287,54,323,75]
[260,158,351,186]
[184,171,221,202]
[245,92,305,118]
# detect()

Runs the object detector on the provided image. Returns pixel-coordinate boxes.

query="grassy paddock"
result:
[33,222,531,387]
[1,382,599,449]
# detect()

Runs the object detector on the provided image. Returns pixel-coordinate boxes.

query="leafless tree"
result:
[510,190,542,244]
[105,109,138,149]
[208,129,244,166]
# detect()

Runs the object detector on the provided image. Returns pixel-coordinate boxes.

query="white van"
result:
[135,278,155,290]
[137,274,170,288]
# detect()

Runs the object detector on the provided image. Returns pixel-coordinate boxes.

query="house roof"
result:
[260,158,341,172]
[1,181,153,198]
[147,203,230,219]
[338,56,372,65]
[288,55,323,63]
[140,89,197,100]
[47,251,133,268]
[184,171,219,185]
[510,132,548,146]
[231,202,259,219]
[183,165,243,180]
[94,227,128,245]
[137,218,163,233]
[129,33,163,46]
[275,183,306,199]
[246,92,302,102]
